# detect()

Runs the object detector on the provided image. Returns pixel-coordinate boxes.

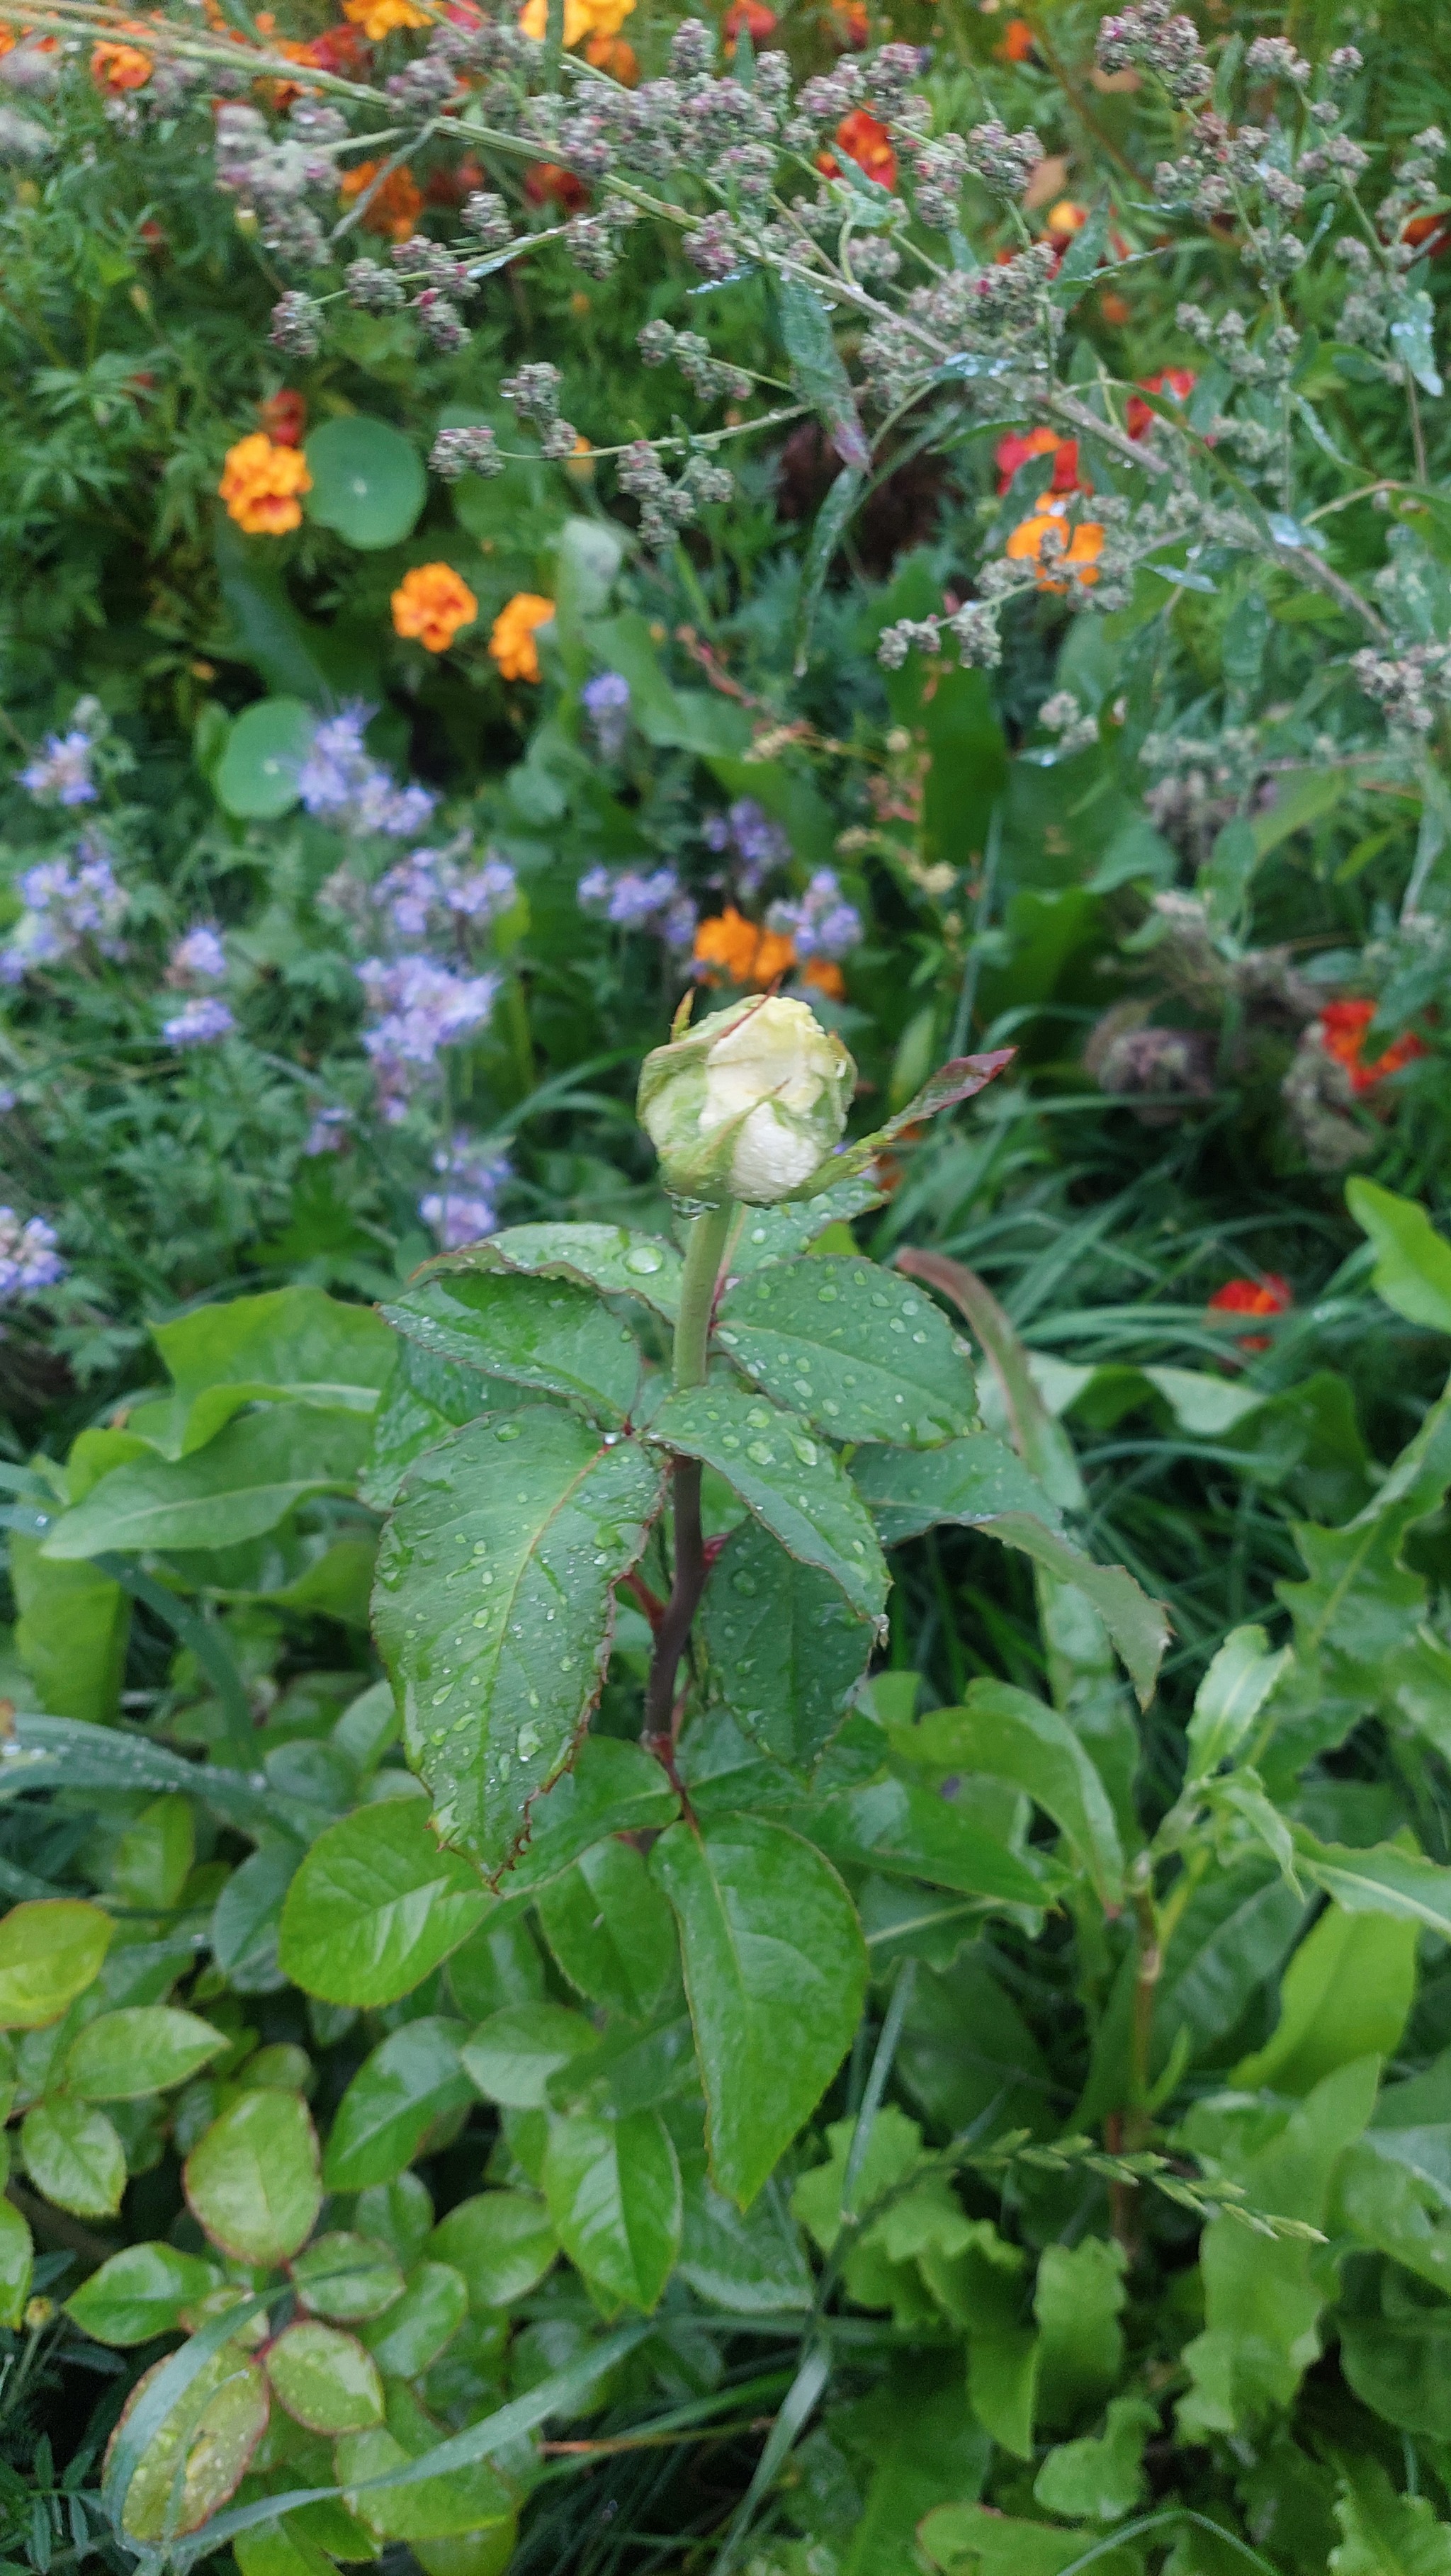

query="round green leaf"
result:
[305,416,426,551]
[428,2191,556,2313]
[337,2426,516,2544]
[110,2347,269,2542]
[214,696,315,820]
[21,2096,127,2218]
[278,1800,490,2008]
[458,2004,598,2109]
[358,2260,468,2378]
[290,2231,405,2323]
[412,2529,517,2576]
[0,1898,111,2028]
[322,2018,473,2192]
[184,2089,322,2264]
[264,2320,385,2434]
[0,2199,32,2330]
[67,2242,221,2347]
[66,2006,227,2101]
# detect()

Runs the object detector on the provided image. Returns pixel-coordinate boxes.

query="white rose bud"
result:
[637,994,856,1206]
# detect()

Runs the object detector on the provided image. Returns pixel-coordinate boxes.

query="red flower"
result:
[1318,999,1428,1095]
[820,108,897,191]
[995,16,1035,58]
[258,389,307,447]
[995,424,1083,495]
[1127,368,1196,438]
[1207,1273,1292,1352]
[524,161,589,210]
[723,0,777,40]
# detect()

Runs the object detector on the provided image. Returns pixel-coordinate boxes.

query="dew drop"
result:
[495,1422,522,1443]
[733,1572,758,1598]
[747,1440,775,1465]
[746,1406,773,1429]
[624,1244,665,1274]
[911,1330,928,1344]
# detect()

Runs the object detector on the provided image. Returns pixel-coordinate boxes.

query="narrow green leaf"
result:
[988,1513,1169,1708]
[893,1682,1125,1912]
[542,2107,682,2310]
[776,276,870,469]
[1348,1179,1451,1337]
[1294,1832,1451,1936]
[794,465,865,676]
[40,1405,372,1561]
[647,1383,889,1630]
[798,1774,1054,1910]
[1185,1625,1289,1783]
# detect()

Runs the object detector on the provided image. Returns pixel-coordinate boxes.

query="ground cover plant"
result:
[4,0,1451,2565]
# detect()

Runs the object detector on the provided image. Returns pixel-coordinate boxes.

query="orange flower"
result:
[488,591,554,680]
[519,0,633,40]
[338,159,424,241]
[1318,999,1428,1095]
[344,0,430,35]
[830,0,869,41]
[92,35,152,87]
[583,30,636,76]
[820,109,896,191]
[995,16,1035,57]
[693,909,796,989]
[1127,368,1196,438]
[802,958,845,1001]
[565,432,594,482]
[1099,289,1131,326]
[1044,197,1087,242]
[257,389,307,448]
[1207,1273,1292,1353]
[1005,500,1103,590]
[392,564,479,653]
[218,432,312,536]
[724,0,776,40]
[995,424,1083,496]
[523,161,590,210]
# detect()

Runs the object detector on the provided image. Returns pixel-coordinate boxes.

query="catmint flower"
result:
[448,857,516,922]
[582,671,631,759]
[358,956,499,1096]
[430,425,503,482]
[162,994,237,1049]
[305,1104,349,1154]
[18,723,98,807]
[638,992,855,1205]
[0,1210,64,1300]
[704,798,791,892]
[295,707,437,839]
[767,869,862,960]
[580,863,685,932]
[1,839,128,979]
[169,924,227,982]
[419,1134,512,1249]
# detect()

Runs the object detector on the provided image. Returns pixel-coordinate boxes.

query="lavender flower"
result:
[703,798,792,894]
[0,1209,64,1301]
[295,705,438,839]
[419,1133,512,1249]
[358,955,499,1116]
[582,672,631,761]
[0,839,128,980]
[162,995,237,1050]
[579,863,692,943]
[169,924,227,982]
[305,1104,350,1155]
[376,848,517,942]
[767,869,862,961]
[18,726,98,808]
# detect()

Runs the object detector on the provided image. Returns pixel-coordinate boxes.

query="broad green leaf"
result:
[446,1915,545,2019]
[111,2347,271,2542]
[289,2233,405,2323]
[322,2019,473,2190]
[542,2108,682,2312]
[677,2154,812,2313]
[1294,1833,1451,1937]
[1232,1901,1417,2094]
[111,1794,195,1910]
[834,2363,993,2576]
[497,1735,679,1899]
[428,1222,684,1322]
[22,2096,127,2217]
[647,1383,889,1631]
[460,2002,599,2107]
[852,1430,1062,1544]
[211,1844,298,1995]
[336,2417,516,2546]
[1331,2458,1451,2576]
[1348,1179,1451,1337]
[0,2199,31,2330]
[893,1684,1125,1911]
[536,1839,678,2021]
[651,1814,866,2206]
[798,1776,1051,1910]
[702,1519,873,1773]
[359,1342,496,1513]
[429,2190,558,2311]
[66,2006,225,2100]
[359,2261,468,2376]
[373,1409,666,1877]
[1034,2395,1156,2524]
[380,1271,644,1427]
[714,1255,977,1448]
[0,1898,111,2026]
[920,2501,1140,2576]
[1034,2237,1127,2425]
[548,2012,698,2122]
[214,696,314,821]
[40,1404,372,1560]
[727,1174,885,1273]
[305,415,426,550]
[357,2174,435,2268]
[184,2089,322,2264]
[279,1800,490,2007]
[10,1538,129,1723]
[265,2321,384,2435]
[154,1285,396,1453]
[1185,1623,1289,1782]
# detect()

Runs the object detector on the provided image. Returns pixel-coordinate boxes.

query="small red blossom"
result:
[1207,1273,1292,1352]
[995,15,1035,58]
[1318,998,1428,1095]
[723,0,777,42]
[995,424,1084,496]
[258,389,307,447]
[523,160,589,210]
[1127,368,1197,438]
[820,108,897,191]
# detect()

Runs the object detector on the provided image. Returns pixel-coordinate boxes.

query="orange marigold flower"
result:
[344,0,430,35]
[523,161,590,210]
[488,591,554,681]
[392,564,479,654]
[1044,196,1087,241]
[1127,367,1196,438]
[693,909,796,989]
[257,389,307,447]
[724,0,776,39]
[338,159,424,241]
[995,424,1083,496]
[92,36,152,88]
[1005,501,1103,591]
[823,108,896,191]
[583,30,636,76]
[1207,1273,1292,1353]
[218,432,312,536]
[1318,998,1428,1095]
[802,958,845,1001]
[519,0,633,40]
[995,16,1035,58]
[830,0,868,42]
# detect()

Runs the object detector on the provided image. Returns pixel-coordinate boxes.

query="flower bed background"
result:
[3,0,1451,2566]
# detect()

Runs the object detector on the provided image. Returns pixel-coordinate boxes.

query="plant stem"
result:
[643,1200,737,1749]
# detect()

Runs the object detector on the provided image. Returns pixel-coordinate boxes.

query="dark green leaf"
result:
[647,1383,888,1630]
[853,1430,1061,1545]
[358,1343,497,1514]
[702,1519,874,1772]
[322,2019,473,2190]
[380,1271,645,1428]
[776,276,870,469]
[535,1839,678,2020]
[890,1684,1125,1910]
[715,1255,977,1448]
[542,2107,682,2310]
[424,1222,683,1322]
